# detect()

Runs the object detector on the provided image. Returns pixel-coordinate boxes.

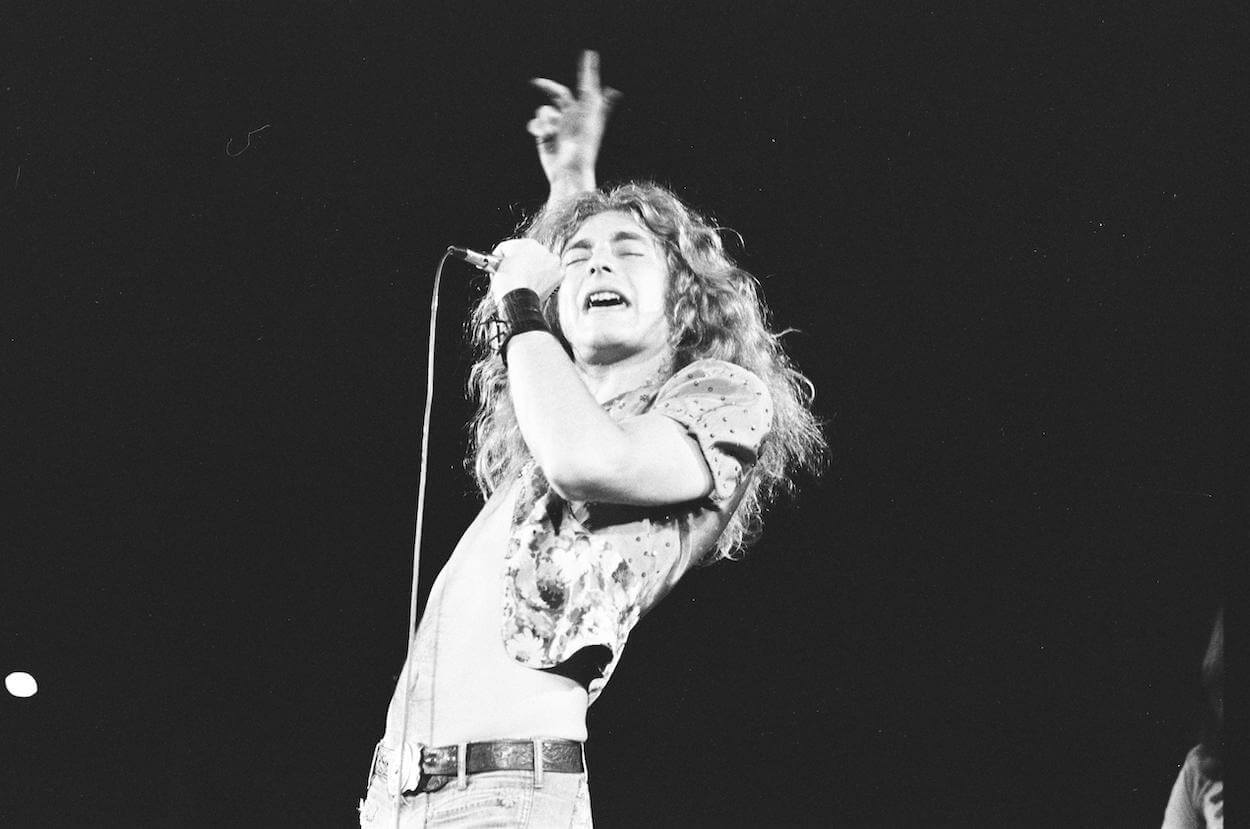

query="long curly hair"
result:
[1196,606,1223,780]
[466,181,825,562]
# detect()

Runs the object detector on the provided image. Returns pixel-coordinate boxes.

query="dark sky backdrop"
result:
[2,3,1235,826]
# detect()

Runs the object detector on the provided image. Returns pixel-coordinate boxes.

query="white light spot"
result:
[6,671,38,697]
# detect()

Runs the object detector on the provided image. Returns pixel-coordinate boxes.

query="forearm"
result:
[487,232,712,506]
[506,331,626,489]
[546,168,596,208]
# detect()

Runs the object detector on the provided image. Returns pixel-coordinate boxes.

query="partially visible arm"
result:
[1160,753,1202,829]
[528,50,620,208]
[506,331,714,506]
[488,239,713,507]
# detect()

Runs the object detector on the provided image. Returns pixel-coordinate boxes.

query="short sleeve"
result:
[649,359,773,504]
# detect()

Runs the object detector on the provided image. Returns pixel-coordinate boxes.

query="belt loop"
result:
[580,742,589,783]
[532,739,544,789]
[457,742,469,789]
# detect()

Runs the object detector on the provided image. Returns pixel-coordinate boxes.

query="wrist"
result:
[547,168,596,203]
[490,274,529,305]
[498,288,553,367]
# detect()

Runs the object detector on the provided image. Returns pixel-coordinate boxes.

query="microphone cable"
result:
[393,246,460,826]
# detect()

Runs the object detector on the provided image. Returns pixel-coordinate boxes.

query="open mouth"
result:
[584,290,628,310]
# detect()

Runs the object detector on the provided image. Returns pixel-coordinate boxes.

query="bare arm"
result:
[489,240,713,506]
[528,50,621,207]
[507,332,713,505]
[506,54,711,505]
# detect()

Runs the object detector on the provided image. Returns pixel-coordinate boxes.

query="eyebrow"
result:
[563,230,653,255]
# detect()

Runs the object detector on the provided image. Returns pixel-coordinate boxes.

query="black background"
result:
[2,3,1235,826]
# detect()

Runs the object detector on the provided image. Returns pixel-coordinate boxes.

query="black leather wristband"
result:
[498,288,552,367]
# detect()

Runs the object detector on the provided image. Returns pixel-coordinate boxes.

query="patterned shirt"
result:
[500,358,773,703]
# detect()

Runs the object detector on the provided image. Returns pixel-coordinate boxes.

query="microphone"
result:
[447,246,501,273]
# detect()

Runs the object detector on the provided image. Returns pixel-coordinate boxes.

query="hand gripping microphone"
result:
[447,246,501,273]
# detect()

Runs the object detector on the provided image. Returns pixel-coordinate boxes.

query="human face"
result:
[556,210,672,366]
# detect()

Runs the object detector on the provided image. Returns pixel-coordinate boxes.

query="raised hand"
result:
[528,50,622,204]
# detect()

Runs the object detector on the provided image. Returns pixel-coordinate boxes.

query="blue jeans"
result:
[359,744,593,828]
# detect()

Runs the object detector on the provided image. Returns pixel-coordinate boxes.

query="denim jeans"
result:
[359,744,593,828]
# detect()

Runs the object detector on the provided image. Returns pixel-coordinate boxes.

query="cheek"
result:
[637,270,671,315]
[556,291,577,330]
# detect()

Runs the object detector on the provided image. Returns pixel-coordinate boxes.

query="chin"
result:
[568,323,670,367]
[577,344,632,366]
[570,328,626,353]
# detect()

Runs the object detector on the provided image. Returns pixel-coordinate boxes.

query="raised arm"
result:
[528,50,621,207]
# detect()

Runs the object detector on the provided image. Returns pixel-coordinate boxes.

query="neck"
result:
[576,348,672,403]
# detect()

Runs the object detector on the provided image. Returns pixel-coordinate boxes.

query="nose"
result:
[586,245,614,276]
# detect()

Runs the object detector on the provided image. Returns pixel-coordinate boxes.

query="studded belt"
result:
[374,739,585,796]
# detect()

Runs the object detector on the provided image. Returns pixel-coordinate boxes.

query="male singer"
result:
[360,52,822,827]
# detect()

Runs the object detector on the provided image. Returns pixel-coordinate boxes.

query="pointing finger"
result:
[577,49,601,95]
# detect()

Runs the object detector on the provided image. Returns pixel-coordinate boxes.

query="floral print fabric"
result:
[501,359,773,703]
